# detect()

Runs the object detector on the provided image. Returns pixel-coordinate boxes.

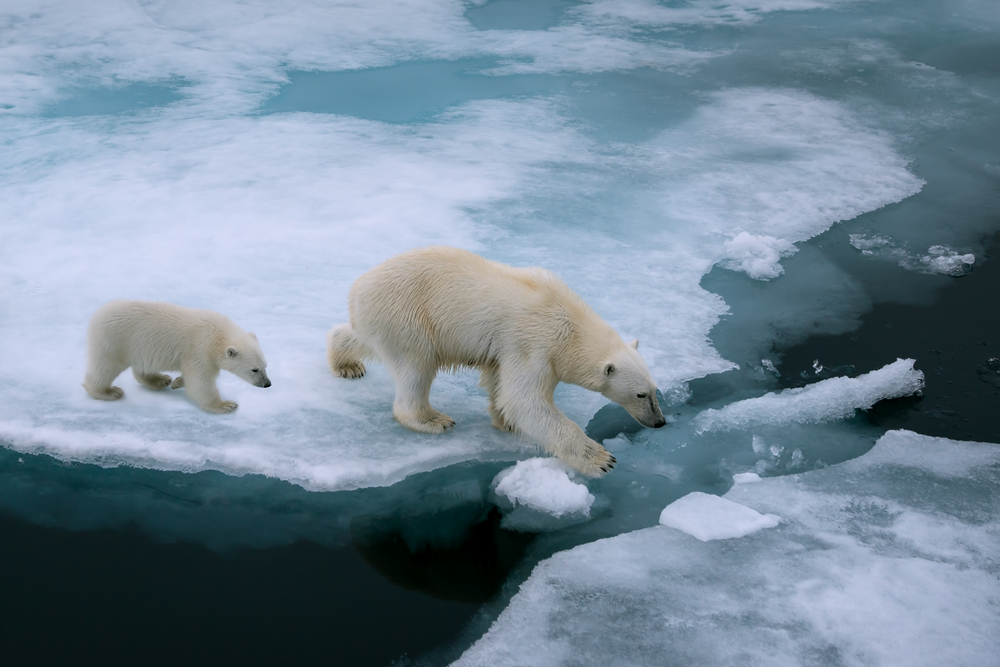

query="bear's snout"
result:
[263,379,272,388]
[653,417,666,428]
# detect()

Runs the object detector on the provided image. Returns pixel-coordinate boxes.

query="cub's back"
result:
[89,300,227,355]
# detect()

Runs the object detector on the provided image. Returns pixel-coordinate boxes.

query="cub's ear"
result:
[249,332,257,340]
[628,339,639,350]
[227,346,239,358]
[604,363,615,376]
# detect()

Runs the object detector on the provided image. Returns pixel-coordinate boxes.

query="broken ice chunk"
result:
[658,491,780,541]
[491,458,595,531]
[693,358,924,433]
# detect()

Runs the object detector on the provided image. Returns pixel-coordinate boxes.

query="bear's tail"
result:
[327,323,371,379]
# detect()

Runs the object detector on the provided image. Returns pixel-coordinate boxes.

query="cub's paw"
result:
[204,400,238,414]
[335,362,366,379]
[91,385,124,401]
[170,376,185,389]
[139,373,172,390]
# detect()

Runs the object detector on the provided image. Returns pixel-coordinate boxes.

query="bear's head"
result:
[600,339,666,429]
[221,332,271,389]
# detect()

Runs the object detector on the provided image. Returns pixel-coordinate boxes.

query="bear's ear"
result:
[227,346,239,358]
[628,339,639,350]
[249,332,257,340]
[604,363,615,376]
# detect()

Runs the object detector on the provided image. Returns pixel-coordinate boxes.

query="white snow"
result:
[720,231,798,280]
[693,358,924,433]
[491,458,594,531]
[658,491,780,541]
[454,431,1000,667]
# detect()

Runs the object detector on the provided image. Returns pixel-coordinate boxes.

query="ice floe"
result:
[454,430,1000,666]
[693,358,924,433]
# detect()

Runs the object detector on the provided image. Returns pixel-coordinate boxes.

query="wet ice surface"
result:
[455,431,1000,666]
[1,0,999,663]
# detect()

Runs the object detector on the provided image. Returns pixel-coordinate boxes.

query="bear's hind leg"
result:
[133,369,172,390]
[389,362,455,434]
[83,358,127,401]
[480,365,514,432]
[327,324,369,379]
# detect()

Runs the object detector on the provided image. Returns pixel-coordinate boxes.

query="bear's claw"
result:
[336,362,366,379]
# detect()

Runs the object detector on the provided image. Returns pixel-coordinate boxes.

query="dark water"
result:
[0,450,532,666]
[777,233,1000,444]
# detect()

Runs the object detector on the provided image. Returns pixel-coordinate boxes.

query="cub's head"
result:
[221,332,271,388]
[599,339,665,429]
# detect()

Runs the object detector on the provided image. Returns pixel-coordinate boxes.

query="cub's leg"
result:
[83,357,128,401]
[495,360,615,477]
[387,360,455,433]
[480,364,514,432]
[170,376,185,389]
[133,369,172,390]
[327,324,369,379]
[180,364,237,414]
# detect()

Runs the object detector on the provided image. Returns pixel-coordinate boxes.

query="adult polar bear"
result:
[327,247,665,477]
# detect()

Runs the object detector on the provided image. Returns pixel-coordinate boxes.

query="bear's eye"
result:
[252,368,259,373]
[636,393,647,399]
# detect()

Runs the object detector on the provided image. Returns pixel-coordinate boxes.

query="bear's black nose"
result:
[263,380,272,388]
[653,418,666,428]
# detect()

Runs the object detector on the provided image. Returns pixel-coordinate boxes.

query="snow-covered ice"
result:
[454,431,1000,666]
[658,491,780,541]
[693,358,924,433]
[0,0,926,491]
[491,458,595,531]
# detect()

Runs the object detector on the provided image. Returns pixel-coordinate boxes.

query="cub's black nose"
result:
[263,380,272,388]
[653,418,666,428]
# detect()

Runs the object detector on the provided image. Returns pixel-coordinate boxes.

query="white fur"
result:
[327,247,665,477]
[83,300,271,414]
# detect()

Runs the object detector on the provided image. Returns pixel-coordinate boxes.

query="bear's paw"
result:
[335,362,366,379]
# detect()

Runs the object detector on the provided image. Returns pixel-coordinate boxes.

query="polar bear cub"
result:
[327,246,666,477]
[83,300,271,413]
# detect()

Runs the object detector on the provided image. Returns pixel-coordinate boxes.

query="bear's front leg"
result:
[496,364,615,477]
[180,366,237,414]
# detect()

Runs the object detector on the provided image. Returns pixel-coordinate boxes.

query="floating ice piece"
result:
[732,472,762,483]
[658,491,780,541]
[849,234,975,276]
[491,458,595,531]
[693,358,923,433]
[454,431,1000,667]
[919,246,975,276]
[719,231,798,280]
